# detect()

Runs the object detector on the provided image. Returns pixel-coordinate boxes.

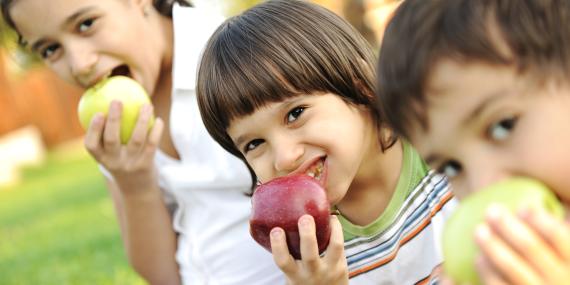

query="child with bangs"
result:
[196,0,457,284]
[377,0,570,284]
[1,0,284,283]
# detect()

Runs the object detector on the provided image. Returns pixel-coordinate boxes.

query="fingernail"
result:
[299,215,312,228]
[517,206,532,218]
[270,228,283,239]
[475,224,491,242]
[486,204,504,221]
[142,104,152,113]
[92,113,103,123]
[112,100,121,108]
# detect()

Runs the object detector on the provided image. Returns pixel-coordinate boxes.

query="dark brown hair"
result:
[197,0,396,183]
[1,0,192,32]
[377,0,570,140]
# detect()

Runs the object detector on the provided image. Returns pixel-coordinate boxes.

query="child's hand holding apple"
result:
[250,174,348,285]
[442,177,567,285]
[77,76,164,192]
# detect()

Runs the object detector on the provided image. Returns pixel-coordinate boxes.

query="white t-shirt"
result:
[103,4,284,285]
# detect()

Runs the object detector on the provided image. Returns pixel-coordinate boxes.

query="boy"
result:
[377,0,570,283]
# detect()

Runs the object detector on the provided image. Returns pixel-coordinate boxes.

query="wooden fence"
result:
[0,55,84,148]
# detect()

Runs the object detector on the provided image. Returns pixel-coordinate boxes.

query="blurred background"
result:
[0,0,398,284]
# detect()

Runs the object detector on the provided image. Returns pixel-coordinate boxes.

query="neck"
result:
[151,13,174,103]
[338,138,403,226]
[158,15,174,93]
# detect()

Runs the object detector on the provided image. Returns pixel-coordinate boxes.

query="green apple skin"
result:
[443,177,564,285]
[77,76,154,144]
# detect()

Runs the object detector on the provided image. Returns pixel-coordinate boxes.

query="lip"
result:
[290,155,328,188]
[81,71,110,89]
[82,64,133,89]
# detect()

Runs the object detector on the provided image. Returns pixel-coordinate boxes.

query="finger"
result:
[519,207,570,261]
[486,205,560,277]
[298,215,320,272]
[103,100,123,153]
[84,113,105,158]
[475,223,542,285]
[324,215,346,263]
[270,227,297,276]
[126,104,154,157]
[141,118,164,165]
[476,255,509,285]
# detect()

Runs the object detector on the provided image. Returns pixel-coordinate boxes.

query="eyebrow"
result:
[29,6,95,53]
[460,90,507,127]
[232,96,306,148]
[424,90,511,167]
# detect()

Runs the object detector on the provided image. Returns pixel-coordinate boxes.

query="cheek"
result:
[248,157,273,183]
[49,62,75,85]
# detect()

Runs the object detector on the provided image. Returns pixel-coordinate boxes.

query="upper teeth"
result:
[306,160,323,179]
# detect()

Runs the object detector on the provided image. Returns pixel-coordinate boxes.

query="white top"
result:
[169,5,284,284]
[103,4,284,285]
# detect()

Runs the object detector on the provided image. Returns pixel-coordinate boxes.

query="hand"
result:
[474,205,570,285]
[270,215,348,285]
[84,100,164,194]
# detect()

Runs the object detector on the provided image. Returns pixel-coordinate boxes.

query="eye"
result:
[488,116,518,141]
[78,18,96,33]
[244,139,264,153]
[40,44,61,59]
[438,160,462,178]
[286,106,305,123]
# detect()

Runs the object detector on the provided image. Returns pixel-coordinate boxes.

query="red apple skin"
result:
[249,174,332,260]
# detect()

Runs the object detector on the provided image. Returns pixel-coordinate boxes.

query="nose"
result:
[67,43,97,85]
[272,136,304,175]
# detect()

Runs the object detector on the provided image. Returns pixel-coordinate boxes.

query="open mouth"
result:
[305,158,325,181]
[110,64,131,78]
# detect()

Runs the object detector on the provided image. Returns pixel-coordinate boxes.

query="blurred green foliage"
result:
[0,153,145,285]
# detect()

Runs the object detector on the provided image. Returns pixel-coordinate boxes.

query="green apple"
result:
[77,76,154,144]
[443,177,564,285]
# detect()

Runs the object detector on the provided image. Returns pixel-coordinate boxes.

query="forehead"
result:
[10,0,109,39]
[227,99,289,137]
[410,59,519,148]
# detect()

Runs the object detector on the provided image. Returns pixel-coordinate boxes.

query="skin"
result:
[10,0,181,284]
[410,59,570,285]
[228,93,403,284]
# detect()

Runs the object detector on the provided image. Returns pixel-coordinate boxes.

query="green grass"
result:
[0,150,146,285]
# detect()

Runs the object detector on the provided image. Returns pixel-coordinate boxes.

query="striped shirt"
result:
[340,142,457,285]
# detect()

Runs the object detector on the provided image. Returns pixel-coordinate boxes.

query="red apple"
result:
[249,174,332,260]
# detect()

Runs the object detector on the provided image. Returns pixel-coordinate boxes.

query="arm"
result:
[86,101,180,285]
[106,178,180,285]
[270,215,348,285]
[474,205,570,285]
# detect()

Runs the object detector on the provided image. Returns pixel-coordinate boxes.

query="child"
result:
[1,0,284,284]
[196,0,457,283]
[376,0,570,284]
